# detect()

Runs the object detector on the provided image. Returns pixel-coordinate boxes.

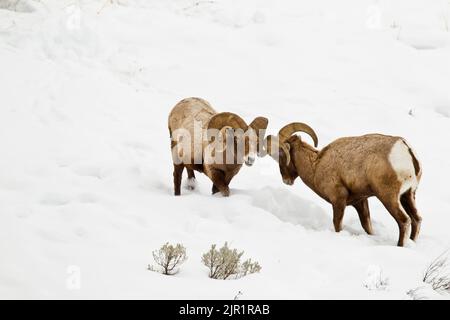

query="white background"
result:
[0,0,449,299]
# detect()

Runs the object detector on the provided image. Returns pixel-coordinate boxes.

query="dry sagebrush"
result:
[149,243,187,275]
[423,250,450,293]
[202,242,261,280]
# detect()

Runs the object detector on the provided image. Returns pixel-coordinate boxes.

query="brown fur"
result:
[168,97,268,197]
[272,132,422,246]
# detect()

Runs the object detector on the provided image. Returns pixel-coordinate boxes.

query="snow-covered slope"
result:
[0,0,449,299]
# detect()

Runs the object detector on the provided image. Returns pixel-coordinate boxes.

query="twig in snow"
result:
[423,249,450,293]
[183,1,215,11]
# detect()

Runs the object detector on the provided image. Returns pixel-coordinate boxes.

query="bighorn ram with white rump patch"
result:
[263,123,422,247]
[168,97,268,197]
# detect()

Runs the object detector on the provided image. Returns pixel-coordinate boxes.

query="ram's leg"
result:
[224,171,237,189]
[330,187,349,232]
[400,189,422,241]
[379,194,411,247]
[173,164,184,196]
[332,202,346,232]
[209,169,229,197]
[353,199,373,235]
[212,185,219,195]
[186,169,196,190]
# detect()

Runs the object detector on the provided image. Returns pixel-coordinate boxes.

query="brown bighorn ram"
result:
[168,97,268,197]
[264,123,422,246]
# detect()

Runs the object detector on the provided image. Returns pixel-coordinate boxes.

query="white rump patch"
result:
[389,140,418,194]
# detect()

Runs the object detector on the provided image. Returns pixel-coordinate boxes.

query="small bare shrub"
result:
[240,258,262,277]
[423,250,450,293]
[407,286,430,300]
[148,242,187,275]
[202,242,261,280]
[362,265,389,291]
[390,21,400,29]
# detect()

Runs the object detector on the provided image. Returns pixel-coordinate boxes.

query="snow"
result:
[0,0,450,299]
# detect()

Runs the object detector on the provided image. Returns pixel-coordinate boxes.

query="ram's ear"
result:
[249,117,268,131]
[249,117,269,157]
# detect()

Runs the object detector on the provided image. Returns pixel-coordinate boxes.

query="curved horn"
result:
[278,122,318,148]
[264,135,291,166]
[281,142,291,166]
[207,112,248,131]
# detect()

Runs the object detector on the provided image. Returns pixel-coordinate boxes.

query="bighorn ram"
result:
[168,97,268,197]
[264,123,422,246]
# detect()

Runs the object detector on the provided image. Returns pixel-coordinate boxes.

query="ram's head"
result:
[263,122,318,185]
[207,113,268,166]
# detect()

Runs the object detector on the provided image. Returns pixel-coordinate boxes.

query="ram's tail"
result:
[401,139,422,179]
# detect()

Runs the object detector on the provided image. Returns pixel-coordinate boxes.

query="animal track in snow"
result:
[72,165,104,179]
[77,192,99,204]
[251,187,330,231]
[39,192,71,206]
[435,105,450,118]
